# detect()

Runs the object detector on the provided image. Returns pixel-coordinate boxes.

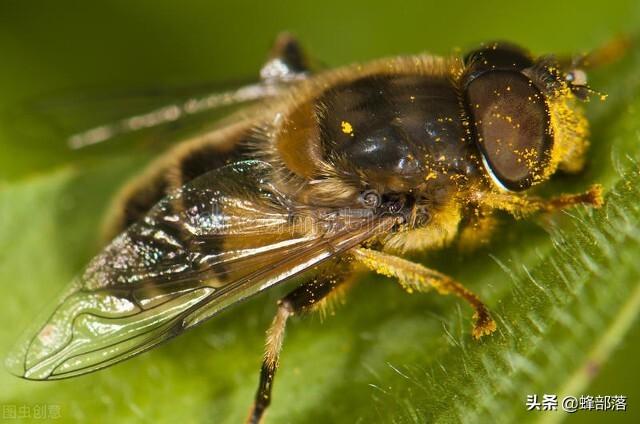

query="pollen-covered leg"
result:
[352,248,496,340]
[475,184,603,218]
[246,267,351,424]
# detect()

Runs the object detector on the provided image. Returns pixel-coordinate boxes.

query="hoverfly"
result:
[7,33,611,423]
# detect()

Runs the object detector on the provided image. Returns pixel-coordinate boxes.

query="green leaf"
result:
[1,2,640,424]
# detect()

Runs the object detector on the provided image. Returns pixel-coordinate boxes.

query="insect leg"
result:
[246,266,352,424]
[474,184,603,218]
[351,248,496,340]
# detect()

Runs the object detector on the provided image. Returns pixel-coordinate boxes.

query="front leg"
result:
[474,184,603,218]
[352,248,496,339]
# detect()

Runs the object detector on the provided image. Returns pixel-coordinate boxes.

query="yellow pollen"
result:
[341,121,354,135]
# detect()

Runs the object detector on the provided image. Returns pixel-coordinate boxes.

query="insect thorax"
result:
[269,70,484,209]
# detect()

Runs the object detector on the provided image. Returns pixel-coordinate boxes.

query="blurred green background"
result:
[1,1,639,423]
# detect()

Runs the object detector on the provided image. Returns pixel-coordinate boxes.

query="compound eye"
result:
[465,70,553,191]
[464,42,534,83]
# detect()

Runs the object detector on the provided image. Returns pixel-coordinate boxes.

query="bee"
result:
[7,33,612,423]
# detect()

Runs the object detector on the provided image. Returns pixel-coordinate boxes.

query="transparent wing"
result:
[6,160,392,380]
[65,82,285,149]
[3,79,289,151]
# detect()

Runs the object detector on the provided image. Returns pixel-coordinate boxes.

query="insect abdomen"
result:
[101,122,256,241]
